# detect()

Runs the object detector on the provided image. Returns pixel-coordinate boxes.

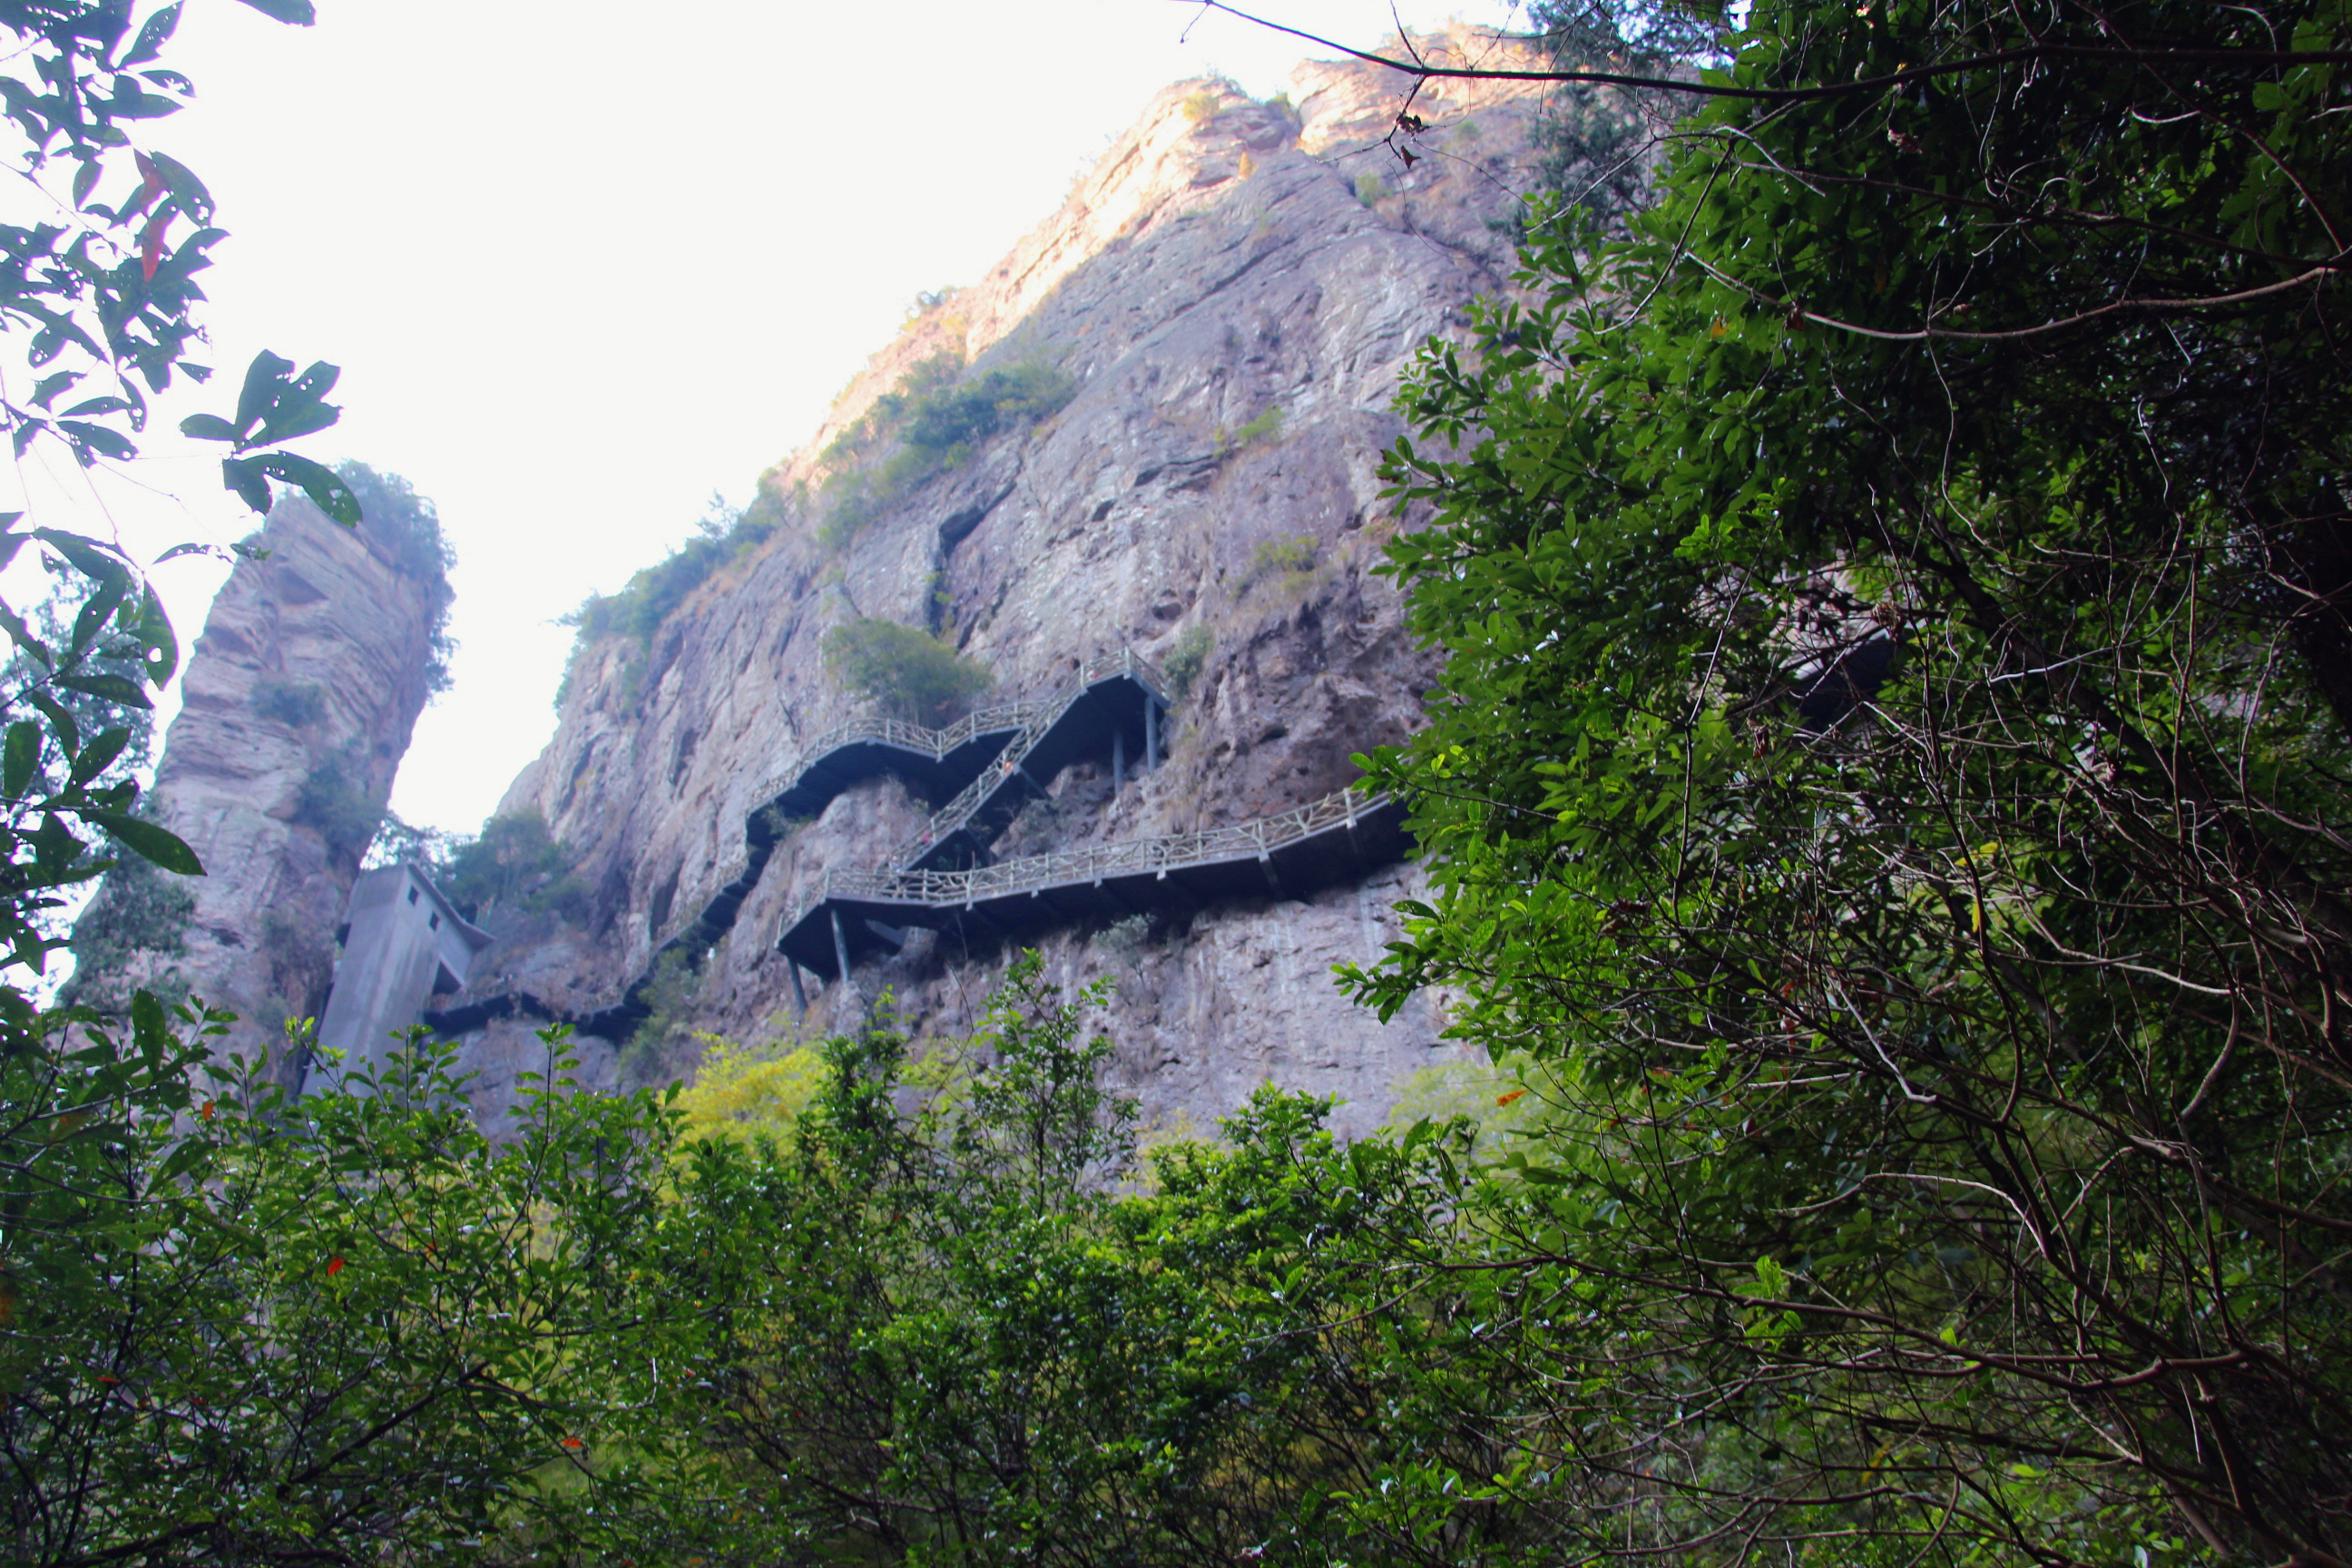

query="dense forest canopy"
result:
[5,0,2347,1562]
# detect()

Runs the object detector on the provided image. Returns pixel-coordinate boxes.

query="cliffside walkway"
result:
[775,785,1408,982]
[426,646,1411,1038]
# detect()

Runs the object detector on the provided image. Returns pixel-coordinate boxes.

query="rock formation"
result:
[442,41,1547,1137]
[74,493,449,1088]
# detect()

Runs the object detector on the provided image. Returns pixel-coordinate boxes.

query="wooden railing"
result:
[888,647,1171,866]
[665,647,1172,957]
[746,700,1047,809]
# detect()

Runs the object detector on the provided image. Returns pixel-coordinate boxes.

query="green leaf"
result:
[29,692,81,757]
[55,672,153,710]
[232,350,295,436]
[235,0,317,20]
[4,721,39,799]
[220,455,271,514]
[58,420,138,462]
[258,452,359,525]
[137,585,179,686]
[33,528,132,588]
[34,812,83,872]
[71,727,133,784]
[148,151,213,223]
[69,574,125,652]
[82,809,202,875]
[0,604,52,668]
[30,371,80,409]
[122,2,182,67]
[178,412,238,442]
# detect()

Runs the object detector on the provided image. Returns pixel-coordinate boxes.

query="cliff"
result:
[73,490,449,1089]
[445,41,1549,1137]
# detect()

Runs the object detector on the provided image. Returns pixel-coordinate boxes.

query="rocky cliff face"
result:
[86,495,446,1087]
[449,42,1545,1137]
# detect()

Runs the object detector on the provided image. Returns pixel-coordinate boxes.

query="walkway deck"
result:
[776,787,1407,979]
[426,644,1413,1040]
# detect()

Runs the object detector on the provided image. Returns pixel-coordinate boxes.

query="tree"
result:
[822,616,993,728]
[0,0,368,527]
[1341,0,2352,1561]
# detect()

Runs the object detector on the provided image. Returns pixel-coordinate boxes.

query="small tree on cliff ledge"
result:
[823,617,992,728]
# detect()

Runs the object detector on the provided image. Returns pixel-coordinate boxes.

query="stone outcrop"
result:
[83,495,447,1087]
[445,40,1544,1137]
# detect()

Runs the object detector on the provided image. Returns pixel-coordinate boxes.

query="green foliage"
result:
[337,461,456,691]
[3,1016,687,1563]
[55,848,192,1011]
[564,493,776,653]
[0,573,158,801]
[1510,0,1730,232]
[1353,171,1388,205]
[0,3,348,524]
[818,356,1075,551]
[292,744,383,864]
[822,616,993,726]
[433,807,585,923]
[1214,403,1283,455]
[1349,0,2352,1559]
[1160,623,1213,703]
[1237,533,1318,601]
[1181,87,1223,124]
[671,1032,828,1144]
[0,525,195,977]
[249,678,324,728]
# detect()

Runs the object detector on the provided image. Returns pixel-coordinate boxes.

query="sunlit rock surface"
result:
[453,40,1546,1135]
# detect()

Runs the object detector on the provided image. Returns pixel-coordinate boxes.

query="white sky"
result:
[2,0,1514,838]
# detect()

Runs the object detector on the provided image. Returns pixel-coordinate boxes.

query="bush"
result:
[672,1035,829,1144]
[435,809,584,924]
[1182,88,1223,124]
[337,463,456,693]
[57,853,194,1012]
[1215,406,1283,456]
[1236,534,1319,601]
[822,618,993,727]
[1354,171,1389,205]
[564,493,777,655]
[294,747,385,864]
[250,680,326,728]
[1161,624,1213,704]
[818,357,1075,552]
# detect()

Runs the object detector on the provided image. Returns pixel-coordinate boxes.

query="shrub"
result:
[1215,405,1283,456]
[294,747,385,864]
[1181,88,1222,124]
[338,463,456,693]
[1354,171,1389,205]
[564,493,778,655]
[250,680,325,728]
[1161,624,1213,704]
[673,1035,830,1144]
[434,808,585,924]
[57,852,194,1011]
[1237,534,1319,601]
[822,618,993,727]
[818,356,1076,553]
